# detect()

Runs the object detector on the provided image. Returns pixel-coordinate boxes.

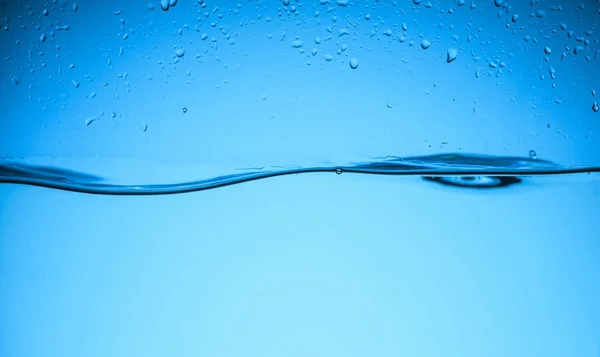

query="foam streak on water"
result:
[0,153,598,195]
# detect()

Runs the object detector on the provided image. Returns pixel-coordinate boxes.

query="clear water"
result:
[1,0,600,356]
[1,169,600,357]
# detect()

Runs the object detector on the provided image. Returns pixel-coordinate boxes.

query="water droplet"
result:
[511,14,519,22]
[544,47,551,55]
[446,48,458,63]
[325,54,333,61]
[593,103,599,112]
[547,123,551,128]
[494,0,504,7]
[261,94,267,100]
[73,3,78,11]
[315,37,322,44]
[283,0,290,5]
[336,0,349,7]
[169,0,178,6]
[421,39,431,49]
[535,10,545,18]
[383,29,392,37]
[175,48,185,57]
[387,102,392,108]
[85,117,97,126]
[148,2,155,10]
[413,0,422,4]
[292,39,303,48]
[42,8,49,16]
[349,58,358,69]
[72,80,80,88]
[529,150,537,159]
[40,33,46,42]
[160,0,169,11]
[335,168,342,175]
[183,107,188,113]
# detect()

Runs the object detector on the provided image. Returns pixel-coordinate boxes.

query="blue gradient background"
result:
[1,1,600,356]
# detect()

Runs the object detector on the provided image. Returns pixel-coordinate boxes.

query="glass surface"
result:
[1,1,599,356]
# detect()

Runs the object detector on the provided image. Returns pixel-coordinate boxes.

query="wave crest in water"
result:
[0,153,597,195]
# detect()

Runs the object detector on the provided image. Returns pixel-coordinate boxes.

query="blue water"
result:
[2,153,597,194]
[2,0,600,356]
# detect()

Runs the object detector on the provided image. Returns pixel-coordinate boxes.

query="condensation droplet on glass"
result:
[544,47,551,55]
[175,48,185,57]
[447,48,458,63]
[73,3,78,12]
[292,39,303,48]
[421,39,430,49]
[335,168,342,175]
[494,0,504,7]
[387,102,392,108]
[40,33,46,42]
[160,0,169,11]
[593,103,599,113]
[261,94,267,100]
[529,150,537,159]
[349,58,358,69]
[183,107,188,113]
[283,0,290,6]
[413,0,422,4]
[148,2,155,10]
[512,14,519,22]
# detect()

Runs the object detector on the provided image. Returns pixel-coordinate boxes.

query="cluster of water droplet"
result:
[1,0,597,140]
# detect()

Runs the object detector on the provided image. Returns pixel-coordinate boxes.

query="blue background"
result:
[1,1,600,356]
